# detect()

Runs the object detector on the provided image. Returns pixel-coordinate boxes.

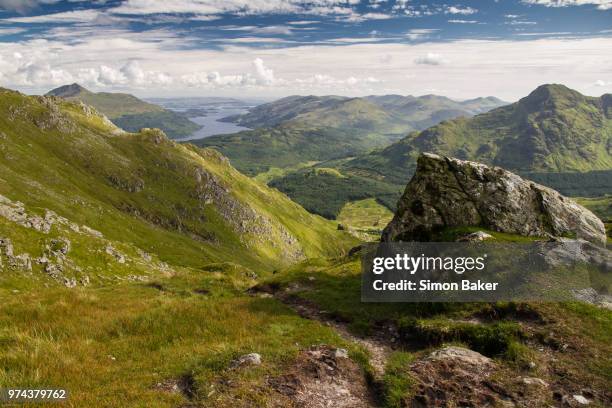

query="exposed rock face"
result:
[382,153,606,246]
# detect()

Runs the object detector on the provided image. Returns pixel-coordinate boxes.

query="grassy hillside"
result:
[0,88,355,276]
[264,85,611,219]
[268,166,401,219]
[47,83,201,139]
[257,252,611,407]
[344,84,612,184]
[197,94,507,177]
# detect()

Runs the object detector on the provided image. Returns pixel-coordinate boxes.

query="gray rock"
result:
[456,231,493,242]
[427,346,493,367]
[382,153,606,246]
[231,353,262,368]
[50,238,71,255]
[105,245,126,264]
[572,395,590,405]
[63,277,77,288]
[522,377,548,387]
[0,237,14,257]
[10,253,32,271]
[334,348,349,359]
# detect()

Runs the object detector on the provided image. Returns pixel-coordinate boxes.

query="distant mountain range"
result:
[47,84,201,139]
[267,84,612,218]
[343,84,612,183]
[195,93,507,175]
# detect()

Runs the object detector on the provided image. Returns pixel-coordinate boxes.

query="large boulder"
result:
[382,153,606,246]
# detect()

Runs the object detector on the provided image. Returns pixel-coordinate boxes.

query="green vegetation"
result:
[242,85,610,220]
[193,124,403,176]
[336,198,394,240]
[575,195,612,221]
[0,88,355,274]
[268,167,401,219]
[196,93,507,177]
[337,198,394,230]
[0,270,366,407]
[342,84,612,184]
[261,254,611,406]
[0,85,610,407]
[46,83,200,139]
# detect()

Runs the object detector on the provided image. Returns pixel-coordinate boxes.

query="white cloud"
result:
[414,52,448,65]
[445,6,478,14]
[1,31,611,100]
[593,79,611,86]
[252,58,275,85]
[0,0,60,14]
[448,19,478,24]
[406,29,439,41]
[109,0,363,17]
[0,27,27,35]
[522,0,612,10]
[3,9,101,23]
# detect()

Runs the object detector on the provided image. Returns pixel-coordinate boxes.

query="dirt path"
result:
[273,292,395,381]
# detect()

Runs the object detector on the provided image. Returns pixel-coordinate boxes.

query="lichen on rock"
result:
[382,153,606,246]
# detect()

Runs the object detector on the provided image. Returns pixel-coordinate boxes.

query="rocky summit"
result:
[382,153,606,246]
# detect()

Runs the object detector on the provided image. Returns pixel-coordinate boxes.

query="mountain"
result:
[195,94,507,176]
[46,83,201,139]
[364,94,507,129]
[0,88,354,277]
[224,94,508,131]
[268,84,612,219]
[1,87,610,408]
[343,84,612,184]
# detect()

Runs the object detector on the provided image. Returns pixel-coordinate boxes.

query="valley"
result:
[0,84,609,407]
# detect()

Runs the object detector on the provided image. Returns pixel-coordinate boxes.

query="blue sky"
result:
[0,0,610,99]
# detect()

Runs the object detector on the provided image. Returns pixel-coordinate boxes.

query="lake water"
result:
[146,97,256,141]
[181,108,251,141]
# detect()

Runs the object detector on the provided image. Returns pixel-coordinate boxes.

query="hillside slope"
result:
[0,88,354,281]
[47,83,201,139]
[269,85,612,219]
[344,84,612,184]
[197,94,507,176]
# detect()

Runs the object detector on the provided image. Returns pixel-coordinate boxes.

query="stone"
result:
[105,245,126,264]
[0,237,14,257]
[82,225,103,238]
[572,395,590,405]
[334,348,349,359]
[382,153,606,246]
[231,353,262,368]
[456,231,494,242]
[427,346,493,367]
[50,238,71,255]
[10,254,32,271]
[522,377,548,387]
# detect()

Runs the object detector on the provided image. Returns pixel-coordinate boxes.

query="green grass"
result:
[47,85,200,139]
[261,254,612,405]
[0,89,355,275]
[268,168,402,219]
[336,198,394,240]
[575,195,612,221]
[0,274,363,407]
[338,198,394,230]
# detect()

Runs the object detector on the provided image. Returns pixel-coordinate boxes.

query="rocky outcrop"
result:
[382,153,606,246]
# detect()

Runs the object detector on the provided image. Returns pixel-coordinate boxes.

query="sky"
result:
[0,0,610,101]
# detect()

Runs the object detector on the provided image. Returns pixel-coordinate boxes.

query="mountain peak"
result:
[46,83,91,97]
[519,83,586,111]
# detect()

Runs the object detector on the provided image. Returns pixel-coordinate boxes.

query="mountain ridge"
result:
[46,83,201,139]
[195,92,508,176]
